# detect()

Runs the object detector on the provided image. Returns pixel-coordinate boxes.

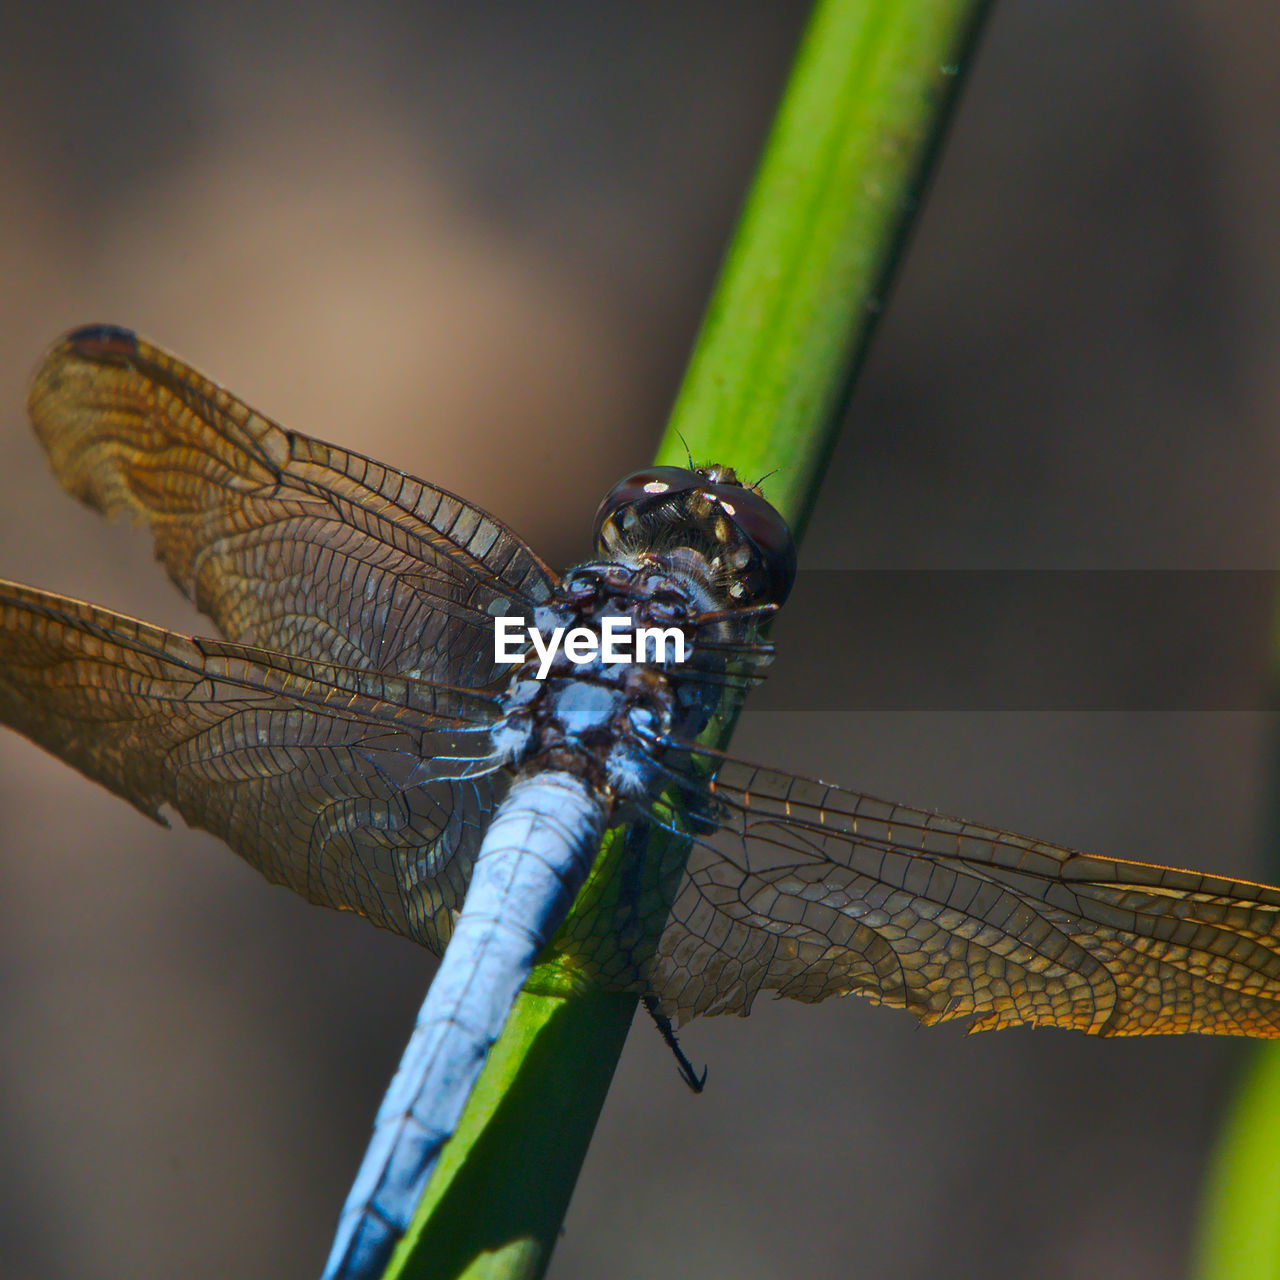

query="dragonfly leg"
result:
[642,992,707,1093]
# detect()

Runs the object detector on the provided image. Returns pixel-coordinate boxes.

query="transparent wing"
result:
[28,325,555,685]
[643,750,1280,1036]
[0,579,506,950]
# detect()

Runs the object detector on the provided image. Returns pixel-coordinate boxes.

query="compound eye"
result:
[708,483,797,605]
[592,467,700,550]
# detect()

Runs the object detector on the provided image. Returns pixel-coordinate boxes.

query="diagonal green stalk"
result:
[386,3,990,1277]
[1192,1038,1280,1280]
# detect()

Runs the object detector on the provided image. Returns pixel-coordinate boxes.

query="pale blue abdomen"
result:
[320,771,606,1280]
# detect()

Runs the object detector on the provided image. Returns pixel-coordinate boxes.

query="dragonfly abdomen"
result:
[320,770,606,1280]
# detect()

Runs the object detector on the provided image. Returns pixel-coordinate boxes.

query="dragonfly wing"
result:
[0,579,504,947]
[28,325,555,685]
[645,751,1280,1036]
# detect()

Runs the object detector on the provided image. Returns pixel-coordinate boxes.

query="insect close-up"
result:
[4,6,1280,1280]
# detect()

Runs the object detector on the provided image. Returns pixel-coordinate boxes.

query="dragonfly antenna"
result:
[750,465,786,495]
[675,430,697,470]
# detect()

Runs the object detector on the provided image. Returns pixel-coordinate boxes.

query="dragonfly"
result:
[6,326,1280,1280]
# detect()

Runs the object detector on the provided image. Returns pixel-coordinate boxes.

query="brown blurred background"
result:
[3,3,1280,1278]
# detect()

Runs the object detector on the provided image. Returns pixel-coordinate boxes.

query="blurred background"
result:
[2,3,1279,1277]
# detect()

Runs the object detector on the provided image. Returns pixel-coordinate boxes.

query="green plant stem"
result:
[387,2,989,1277]
[1192,1041,1280,1280]
[658,0,987,533]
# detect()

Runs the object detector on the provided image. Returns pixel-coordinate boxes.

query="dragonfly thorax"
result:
[491,555,763,801]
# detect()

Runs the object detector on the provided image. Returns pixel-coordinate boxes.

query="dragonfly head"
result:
[592,465,795,607]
